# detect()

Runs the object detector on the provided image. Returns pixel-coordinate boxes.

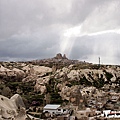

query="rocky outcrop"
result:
[34,77,50,94]
[54,53,68,59]
[63,54,67,59]
[0,65,25,80]
[22,65,52,75]
[22,65,52,83]
[55,53,63,59]
[10,94,25,109]
[0,94,28,120]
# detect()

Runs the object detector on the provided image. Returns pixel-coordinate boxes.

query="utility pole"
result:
[99,57,100,66]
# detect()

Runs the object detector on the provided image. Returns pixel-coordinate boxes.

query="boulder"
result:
[0,94,29,120]
[10,94,25,108]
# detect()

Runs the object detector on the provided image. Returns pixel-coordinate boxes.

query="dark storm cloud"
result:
[0,0,120,64]
[0,26,61,60]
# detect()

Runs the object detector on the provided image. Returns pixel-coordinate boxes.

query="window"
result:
[63,109,66,112]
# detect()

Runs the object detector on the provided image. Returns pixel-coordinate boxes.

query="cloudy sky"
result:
[0,0,120,65]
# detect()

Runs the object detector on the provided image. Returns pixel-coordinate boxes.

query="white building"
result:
[102,110,120,118]
[43,104,69,115]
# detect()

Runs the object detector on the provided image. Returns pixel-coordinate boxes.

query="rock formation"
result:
[0,94,28,120]
[54,53,68,59]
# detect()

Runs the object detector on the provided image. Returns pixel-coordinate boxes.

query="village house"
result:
[102,110,120,118]
[75,108,96,119]
[43,104,69,116]
[111,94,120,102]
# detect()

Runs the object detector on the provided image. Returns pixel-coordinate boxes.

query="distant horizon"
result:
[0,53,119,66]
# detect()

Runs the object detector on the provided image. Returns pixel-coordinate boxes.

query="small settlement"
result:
[34,86,120,120]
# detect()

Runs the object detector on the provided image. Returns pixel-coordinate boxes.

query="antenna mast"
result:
[99,57,100,66]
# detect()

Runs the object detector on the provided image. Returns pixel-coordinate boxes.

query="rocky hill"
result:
[0,54,120,114]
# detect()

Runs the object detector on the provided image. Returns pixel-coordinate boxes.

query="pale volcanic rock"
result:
[60,86,71,100]
[0,65,11,72]
[34,76,49,94]
[22,74,38,82]
[32,65,52,74]
[12,68,25,75]
[0,66,15,77]
[10,94,25,109]
[60,85,82,101]
[22,65,31,73]
[0,66,25,77]
[34,84,46,94]
[0,94,28,120]
[36,76,50,85]
[62,67,70,73]
[67,70,79,79]
[66,69,108,83]
[22,65,52,82]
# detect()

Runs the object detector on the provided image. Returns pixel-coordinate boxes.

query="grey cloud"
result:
[81,0,120,33]
[0,0,112,39]
[0,0,120,64]
[0,26,61,60]
[68,33,120,64]
[69,37,94,59]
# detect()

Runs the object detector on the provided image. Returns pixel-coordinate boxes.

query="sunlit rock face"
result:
[0,65,25,80]
[0,94,27,120]
[22,65,52,75]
